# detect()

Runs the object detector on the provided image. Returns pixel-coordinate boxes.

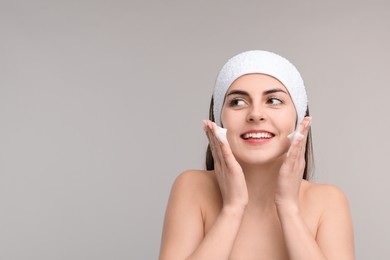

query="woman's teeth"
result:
[243,132,273,139]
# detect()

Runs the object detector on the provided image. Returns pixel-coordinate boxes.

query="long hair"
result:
[205,97,314,180]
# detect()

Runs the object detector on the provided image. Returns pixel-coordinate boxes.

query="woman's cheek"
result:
[227,133,240,153]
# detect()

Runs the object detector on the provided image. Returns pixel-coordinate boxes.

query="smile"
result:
[241,131,274,140]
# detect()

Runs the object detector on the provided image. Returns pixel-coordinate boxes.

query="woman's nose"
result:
[247,105,266,122]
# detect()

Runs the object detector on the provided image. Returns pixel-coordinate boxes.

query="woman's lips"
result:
[240,130,274,144]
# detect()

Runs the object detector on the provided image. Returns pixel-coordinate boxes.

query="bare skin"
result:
[159,74,354,259]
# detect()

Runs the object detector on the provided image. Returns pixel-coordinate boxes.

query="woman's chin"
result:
[234,152,286,168]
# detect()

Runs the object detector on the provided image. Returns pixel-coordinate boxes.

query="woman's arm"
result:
[315,185,355,259]
[159,171,209,260]
[159,171,246,260]
[275,117,354,259]
[159,120,248,260]
[276,185,354,260]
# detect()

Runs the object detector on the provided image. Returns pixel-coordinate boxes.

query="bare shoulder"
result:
[301,180,350,208]
[173,169,217,188]
[300,180,353,231]
[172,169,218,194]
[169,169,221,209]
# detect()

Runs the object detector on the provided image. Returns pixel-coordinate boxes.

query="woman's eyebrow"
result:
[263,88,288,95]
[227,88,288,97]
[226,90,249,97]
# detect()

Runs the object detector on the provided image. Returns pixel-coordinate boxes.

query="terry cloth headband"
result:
[212,50,308,127]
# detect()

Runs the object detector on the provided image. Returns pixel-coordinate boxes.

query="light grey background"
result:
[1,0,389,259]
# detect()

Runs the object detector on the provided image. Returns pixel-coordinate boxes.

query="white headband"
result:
[213,50,308,126]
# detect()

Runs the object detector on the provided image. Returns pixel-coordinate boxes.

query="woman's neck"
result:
[240,159,283,211]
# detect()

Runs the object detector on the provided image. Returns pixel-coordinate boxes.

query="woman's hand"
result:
[275,116,312,209]
[203,120,248,211]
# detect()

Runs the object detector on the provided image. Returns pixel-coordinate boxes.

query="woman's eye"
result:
[229,98,246,107]
[268,97,282,105]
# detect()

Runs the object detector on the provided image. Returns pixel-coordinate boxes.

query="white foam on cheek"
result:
[215,126,228,143]
[287,131,304,143]
[287,124,304,143]
[286,124,305,157]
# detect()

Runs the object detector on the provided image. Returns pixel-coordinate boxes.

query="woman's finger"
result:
[204,120,226,168]
[209,121,227,166]
[299,116,312,157]
[287,117,311,156]
[288,117,312,174]
[204,120,221,166]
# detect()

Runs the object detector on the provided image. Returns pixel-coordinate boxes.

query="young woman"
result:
[159,50,354,259]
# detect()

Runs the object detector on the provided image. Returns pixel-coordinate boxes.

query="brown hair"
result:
[205,97,314,180]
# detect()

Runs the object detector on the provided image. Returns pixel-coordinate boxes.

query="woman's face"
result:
[220,73,297,166]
